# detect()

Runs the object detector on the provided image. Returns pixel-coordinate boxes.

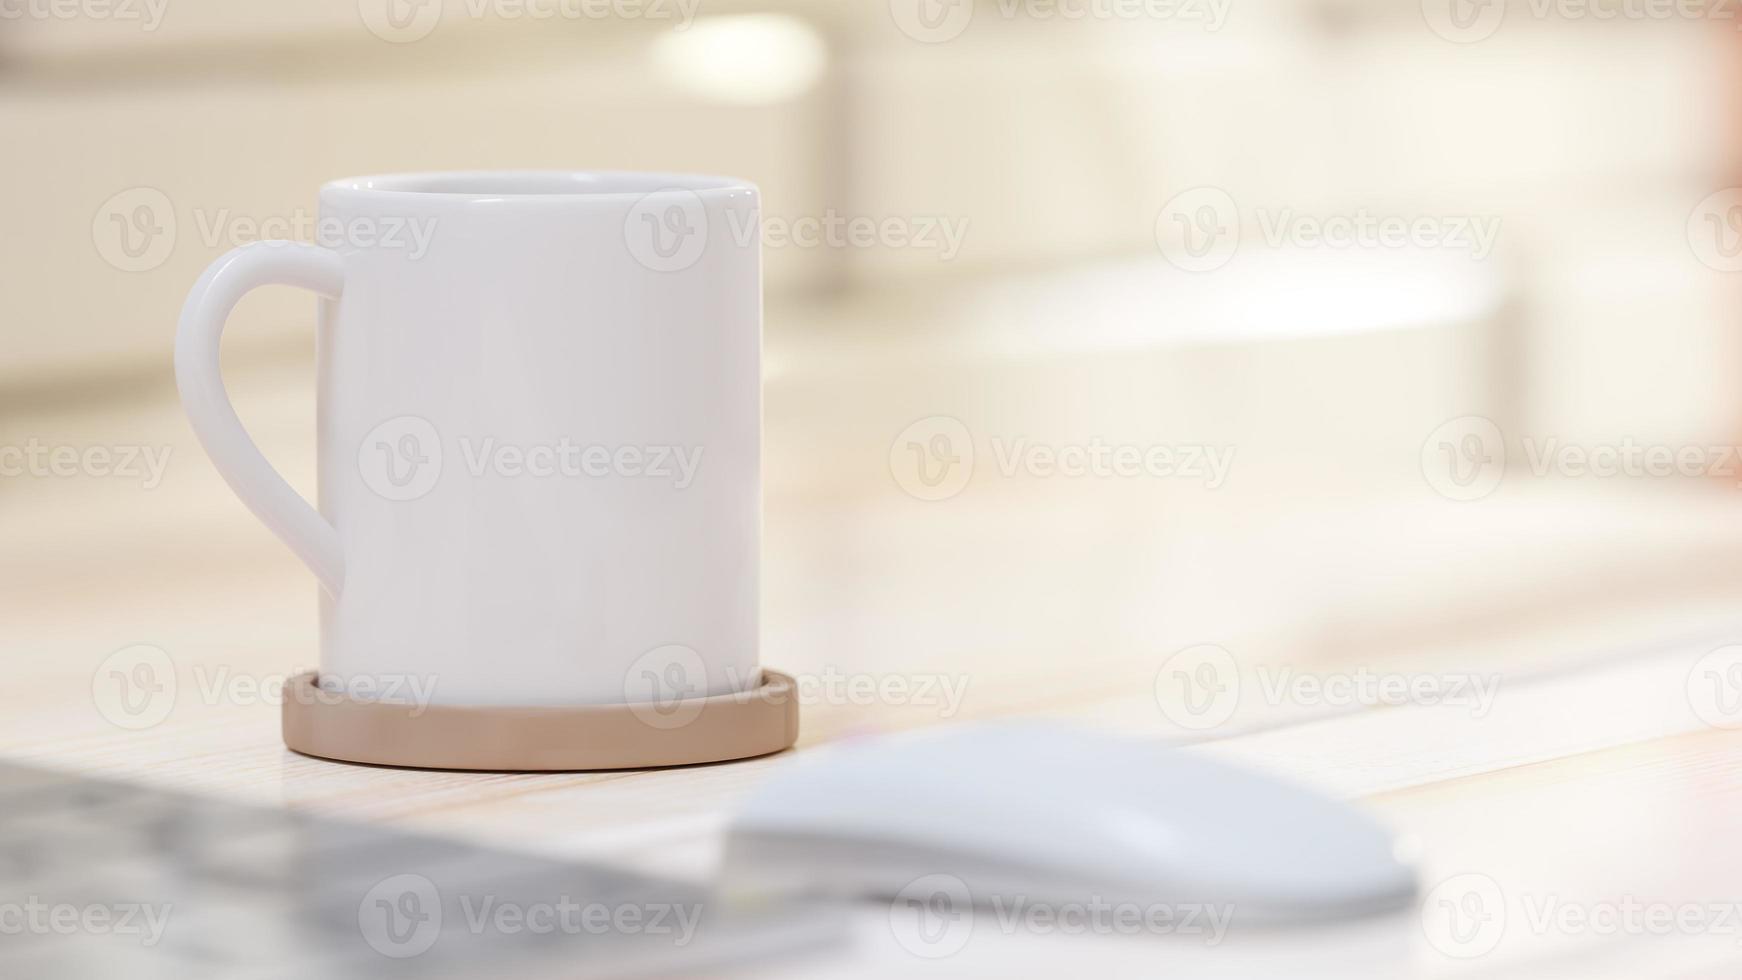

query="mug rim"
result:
[320,170,757,204]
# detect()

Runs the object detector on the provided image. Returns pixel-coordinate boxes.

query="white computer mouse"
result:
[721,723,1415,923]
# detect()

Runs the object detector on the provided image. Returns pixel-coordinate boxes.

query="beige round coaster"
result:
[282,670,799,771]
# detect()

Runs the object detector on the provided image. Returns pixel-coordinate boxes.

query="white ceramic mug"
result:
[176,171,762,706]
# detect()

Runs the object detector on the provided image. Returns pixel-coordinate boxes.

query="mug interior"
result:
[325,171,750,199]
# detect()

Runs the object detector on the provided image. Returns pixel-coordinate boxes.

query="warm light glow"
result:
[652,14,828,106]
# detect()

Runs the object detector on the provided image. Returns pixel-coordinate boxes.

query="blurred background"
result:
[8,0,1742,740]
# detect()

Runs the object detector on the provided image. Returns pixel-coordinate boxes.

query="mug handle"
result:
[174,241,347,596]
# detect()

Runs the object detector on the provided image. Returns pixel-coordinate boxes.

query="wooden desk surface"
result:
[7,361,1742,977]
